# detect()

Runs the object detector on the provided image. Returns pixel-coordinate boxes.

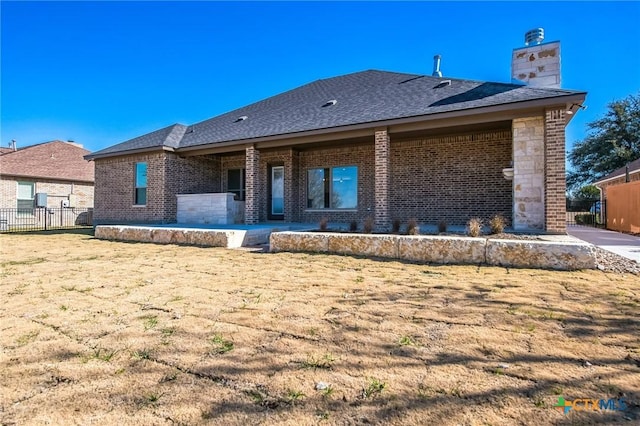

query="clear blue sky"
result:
[2,1,639,156]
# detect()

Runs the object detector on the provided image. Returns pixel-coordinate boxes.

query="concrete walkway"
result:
[567,225,640,262]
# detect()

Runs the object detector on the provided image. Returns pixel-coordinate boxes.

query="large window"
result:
[227,168,246,201]
[307,166,357,209]
[134,162,147,205]
[17,181,35,215]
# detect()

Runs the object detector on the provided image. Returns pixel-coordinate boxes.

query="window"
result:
[307,166,357,209]
[227,169,246,201]
[134,162,147,205]
[17,181,35,215]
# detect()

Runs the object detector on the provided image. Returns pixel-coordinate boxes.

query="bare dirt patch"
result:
[1,230,638,425]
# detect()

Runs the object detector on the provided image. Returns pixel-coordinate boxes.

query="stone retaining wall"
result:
[270,232,597,271]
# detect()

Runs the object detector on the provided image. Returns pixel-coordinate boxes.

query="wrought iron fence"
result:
[566,199,605,227]
[0,208,93,233]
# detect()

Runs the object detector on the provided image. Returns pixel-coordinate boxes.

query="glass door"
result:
[270,166,284,219]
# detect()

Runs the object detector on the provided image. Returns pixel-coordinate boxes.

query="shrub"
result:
[437,220,447,234]
[349,220,358,232]
[467,218,483,237]
[363,217,374,234]
[319,217,328,231]
[489,214,507,234]
[406,218,419,235]
[391,219,401,234]
[575,213,595,225]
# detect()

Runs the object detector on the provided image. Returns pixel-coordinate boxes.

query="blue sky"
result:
[1,1,639,156]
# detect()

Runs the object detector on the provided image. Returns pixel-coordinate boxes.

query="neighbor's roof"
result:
[594,157,640,185]
[0,140,95,183]
[87,69,586,159]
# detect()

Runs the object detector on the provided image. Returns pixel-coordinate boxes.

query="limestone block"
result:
[486,240,596,270]
[270,232,329,253]
[327,234,398,258]
[398,236,486,264]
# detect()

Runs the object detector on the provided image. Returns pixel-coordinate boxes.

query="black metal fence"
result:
[566,199,605,227]
[0,208,93,233]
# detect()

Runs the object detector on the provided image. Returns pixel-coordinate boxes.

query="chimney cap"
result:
[525,28,545,45]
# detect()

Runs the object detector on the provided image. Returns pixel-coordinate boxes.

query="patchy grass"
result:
[0,231,639,425]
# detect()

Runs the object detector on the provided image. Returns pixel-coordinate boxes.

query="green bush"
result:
[574,214,595,225]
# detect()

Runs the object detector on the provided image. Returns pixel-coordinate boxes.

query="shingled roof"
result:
[1,141,94,183]
[594,157,640,184]
[87,69,586,159]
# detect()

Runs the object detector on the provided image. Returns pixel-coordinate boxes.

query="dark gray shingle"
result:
[89,70,584,158]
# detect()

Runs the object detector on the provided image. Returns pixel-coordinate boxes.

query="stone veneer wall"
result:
[512,117,545,230]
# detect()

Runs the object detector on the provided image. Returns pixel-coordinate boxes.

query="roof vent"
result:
[524,28,544,46]
[434,80,451,88]
[322,99,337,107]
[432,55,442,77]
[235,116,248,122]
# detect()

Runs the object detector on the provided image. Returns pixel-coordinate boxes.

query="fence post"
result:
[44,208,48,231]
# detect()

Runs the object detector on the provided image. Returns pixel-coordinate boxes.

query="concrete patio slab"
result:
[568,225,640,263]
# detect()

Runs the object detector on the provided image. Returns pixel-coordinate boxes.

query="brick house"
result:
[593,157,640,226]
[593,157,640,200]
[87,34,586,234]
[0,140,94,227]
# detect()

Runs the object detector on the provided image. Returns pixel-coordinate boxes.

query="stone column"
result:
[544,108,567,234]
[245,145,260,224]
[512,117,545,231]
[374,128,390,230]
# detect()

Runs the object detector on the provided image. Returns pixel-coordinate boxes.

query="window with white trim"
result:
[17,181,35,215]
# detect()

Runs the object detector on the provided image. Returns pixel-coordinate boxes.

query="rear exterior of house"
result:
[87,32,585,234]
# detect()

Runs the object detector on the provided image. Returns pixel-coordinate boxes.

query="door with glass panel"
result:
[269,165,284,220]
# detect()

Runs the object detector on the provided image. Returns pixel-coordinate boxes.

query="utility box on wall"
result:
[35,193,48,208]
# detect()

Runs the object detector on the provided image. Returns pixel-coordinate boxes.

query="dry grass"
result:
[1,230,639,425]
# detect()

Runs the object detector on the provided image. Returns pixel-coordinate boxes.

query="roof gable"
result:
[0,141,94,182]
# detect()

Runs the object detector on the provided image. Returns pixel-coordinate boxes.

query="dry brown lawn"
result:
[1,230,638,425]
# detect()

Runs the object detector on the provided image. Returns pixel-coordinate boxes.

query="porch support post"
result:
[245,145,260,224]
[512,117,545,231]
[544,108,567,233]
[374,128,391,231]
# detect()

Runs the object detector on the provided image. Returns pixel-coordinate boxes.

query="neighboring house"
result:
[593,157,640,231]
[0,140,94,226]
[593,157,640,200]
[87,30,586,233]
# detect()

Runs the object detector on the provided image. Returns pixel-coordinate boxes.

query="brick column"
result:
[544,109,567,234]
[374,128,390,230]
[245,145,260,224]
